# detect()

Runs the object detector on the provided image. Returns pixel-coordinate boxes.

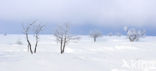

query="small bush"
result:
[126,28,146,42]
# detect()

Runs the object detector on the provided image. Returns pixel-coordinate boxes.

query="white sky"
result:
[0,0,156,26]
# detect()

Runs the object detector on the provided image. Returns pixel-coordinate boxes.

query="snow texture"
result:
[0,35,156,71]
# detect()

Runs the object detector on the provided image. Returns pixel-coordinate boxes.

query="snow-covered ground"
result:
[0,35,156,71]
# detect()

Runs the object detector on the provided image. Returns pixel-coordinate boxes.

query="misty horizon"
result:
[0,0,156,35]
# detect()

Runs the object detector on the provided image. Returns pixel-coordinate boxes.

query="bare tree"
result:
[33,24,44,53]
[23,21,35,54]
[90,30,102,42]
[22,20,44,54]
[54,23,77,54]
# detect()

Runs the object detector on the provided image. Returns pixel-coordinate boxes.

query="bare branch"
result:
[54,23,77,54]
[22,20,44,54]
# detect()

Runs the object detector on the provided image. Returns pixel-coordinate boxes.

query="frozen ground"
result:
[0,35,156,71]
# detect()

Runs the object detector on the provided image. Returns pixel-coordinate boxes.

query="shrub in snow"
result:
[127,29,139,42]
[126,28,146,42]
[90,30,102,42]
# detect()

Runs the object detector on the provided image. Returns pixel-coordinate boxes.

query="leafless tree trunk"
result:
[94,37,96,42]
[54,23,78,54]
[34,24,44,53]
[34,35,39,53]
[22,20,44,54]
[26,32,33,54]
[60,38,63,54]
[23,21,36,54]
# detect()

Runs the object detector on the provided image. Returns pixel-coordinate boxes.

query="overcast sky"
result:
[0,0,156,35]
